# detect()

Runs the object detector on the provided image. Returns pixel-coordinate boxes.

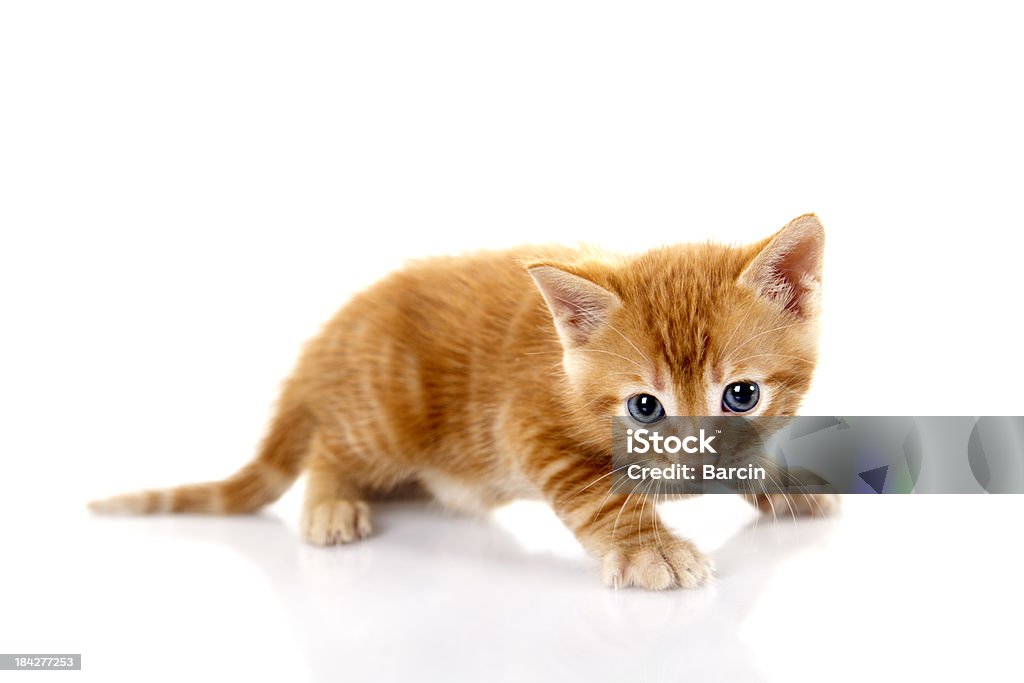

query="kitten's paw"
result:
[602,540,713,590]
[753,492,841,518]
[301,500,373,546]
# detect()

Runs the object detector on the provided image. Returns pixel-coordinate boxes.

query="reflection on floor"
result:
[4,496,1022,682]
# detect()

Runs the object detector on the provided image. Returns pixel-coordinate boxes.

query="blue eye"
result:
[723,382,760,413]
[627,394,665,424]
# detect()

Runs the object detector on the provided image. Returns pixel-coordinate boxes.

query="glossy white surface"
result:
[3,494,1021,682]
[4,1,1024,681]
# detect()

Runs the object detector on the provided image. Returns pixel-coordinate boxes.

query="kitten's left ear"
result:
[740,214,825,318]
[528,265,621,347]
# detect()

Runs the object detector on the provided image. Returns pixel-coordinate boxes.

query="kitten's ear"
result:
[528,265,621,346]
[740,214,825,318]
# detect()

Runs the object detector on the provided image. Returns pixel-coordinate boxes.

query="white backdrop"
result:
[2,2,1022,682]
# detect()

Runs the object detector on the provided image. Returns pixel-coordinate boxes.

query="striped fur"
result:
[89,214,833,589]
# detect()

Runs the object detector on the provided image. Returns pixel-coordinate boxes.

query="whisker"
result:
[758,461,798,523]
[723,321,813,364]
[603,321,653,366]
[727,353,817,366]
[567,463,634,503]
[652,480,664,549]
[635,479,655,548]
[575,348,645,369]
[612,479,646,540]
[637,477,656,551]
[717,304,755,363]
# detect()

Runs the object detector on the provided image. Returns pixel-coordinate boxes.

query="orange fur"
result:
[90,214,833,589]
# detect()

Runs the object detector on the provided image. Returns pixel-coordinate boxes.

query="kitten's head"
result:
[529,214,824,420]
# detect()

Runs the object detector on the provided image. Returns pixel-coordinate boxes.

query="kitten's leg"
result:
[744,492,841,518]
[300,435,373,546]
[527,457,712,590]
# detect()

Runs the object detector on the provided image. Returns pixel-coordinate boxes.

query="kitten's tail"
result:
[88,404,315,515]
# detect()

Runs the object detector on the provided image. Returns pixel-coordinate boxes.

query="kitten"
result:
[90,214,836,590]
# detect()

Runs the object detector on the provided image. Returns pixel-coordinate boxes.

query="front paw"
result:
[601,539,713,590]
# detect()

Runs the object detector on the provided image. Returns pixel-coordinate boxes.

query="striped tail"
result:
[88,405,315,515]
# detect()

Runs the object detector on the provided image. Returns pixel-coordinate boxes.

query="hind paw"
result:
[301,500,373,545]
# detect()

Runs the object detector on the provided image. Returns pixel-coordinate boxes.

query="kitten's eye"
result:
[722,382,760,413]
[627,393,666,424]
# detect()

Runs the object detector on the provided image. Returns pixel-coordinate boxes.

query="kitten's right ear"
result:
[528,265,621,347]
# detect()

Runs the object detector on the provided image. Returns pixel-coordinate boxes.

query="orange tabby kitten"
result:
[90,214,835,589]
